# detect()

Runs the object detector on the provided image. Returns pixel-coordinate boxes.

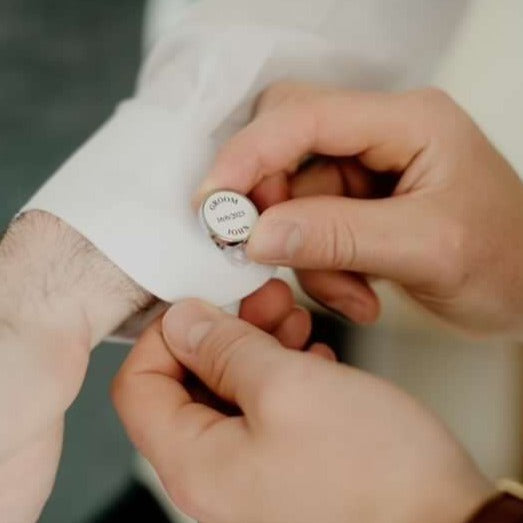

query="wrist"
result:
[0,211,152,457]
[0,211,152,348]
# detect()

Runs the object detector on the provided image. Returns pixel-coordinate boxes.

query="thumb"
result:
[247,195,445,287]
[162,299,293,419]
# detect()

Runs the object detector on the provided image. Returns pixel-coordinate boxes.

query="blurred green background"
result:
[0,2,145,521]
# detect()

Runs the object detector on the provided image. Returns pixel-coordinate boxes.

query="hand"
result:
[0,210,304,521]
[112,299,492,523]
[196,83,523,337]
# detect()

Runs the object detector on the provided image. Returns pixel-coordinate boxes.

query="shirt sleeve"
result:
[20,0,467,305]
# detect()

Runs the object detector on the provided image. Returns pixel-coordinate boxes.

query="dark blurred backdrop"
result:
[0,2,145,521]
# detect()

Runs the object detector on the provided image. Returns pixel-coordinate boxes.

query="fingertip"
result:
[117,316,185,383]
[309,343,337,361]
[297,270,380,324]
[273,306,312,350]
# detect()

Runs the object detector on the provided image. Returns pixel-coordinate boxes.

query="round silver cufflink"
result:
[199,189,259,264]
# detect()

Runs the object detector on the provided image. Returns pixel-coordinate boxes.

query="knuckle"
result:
[258,81,331,114]
[419,87,454,108]
[404,87,456,130]
[321,216,356,269]
[417,88,463,134]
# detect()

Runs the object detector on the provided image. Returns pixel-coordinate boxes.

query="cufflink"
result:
[199,189,259,265]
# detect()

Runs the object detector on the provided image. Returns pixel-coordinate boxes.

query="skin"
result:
[111,84,523,522]
[196,83,523,338]
[0,211,294,522]
[2,83,520,521]
[113,299,492,523]
[0,211,152,522]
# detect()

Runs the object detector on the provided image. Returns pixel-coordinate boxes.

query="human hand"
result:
[0,209,303,521]
[113,298,492,523]
[196,83,523,338]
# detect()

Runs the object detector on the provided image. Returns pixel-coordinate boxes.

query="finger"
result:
[292,160,344,197]
[112,319,249,522]
[240,280,312,349]
[249,172,290,211]
[291,158,375,199]
[297,270,380,324]
[162,299,294,422]
[239,278,294,332]
[246,195,439,287]
[112,318,228,466]
[291,157,397,200]
[309,342,337,361]
[196,86,429,201]
[272,306,312,350]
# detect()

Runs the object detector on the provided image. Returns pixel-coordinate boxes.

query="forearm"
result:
[0,421,63,523]
[0,210,153,521]
[0,210,151,455]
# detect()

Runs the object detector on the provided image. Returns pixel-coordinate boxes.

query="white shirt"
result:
[22,0,468,308]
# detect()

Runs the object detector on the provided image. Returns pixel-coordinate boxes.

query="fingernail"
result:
[249,221,302,263]
[163,301,217,354]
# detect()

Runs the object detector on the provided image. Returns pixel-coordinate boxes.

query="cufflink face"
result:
[199,190,259,249]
